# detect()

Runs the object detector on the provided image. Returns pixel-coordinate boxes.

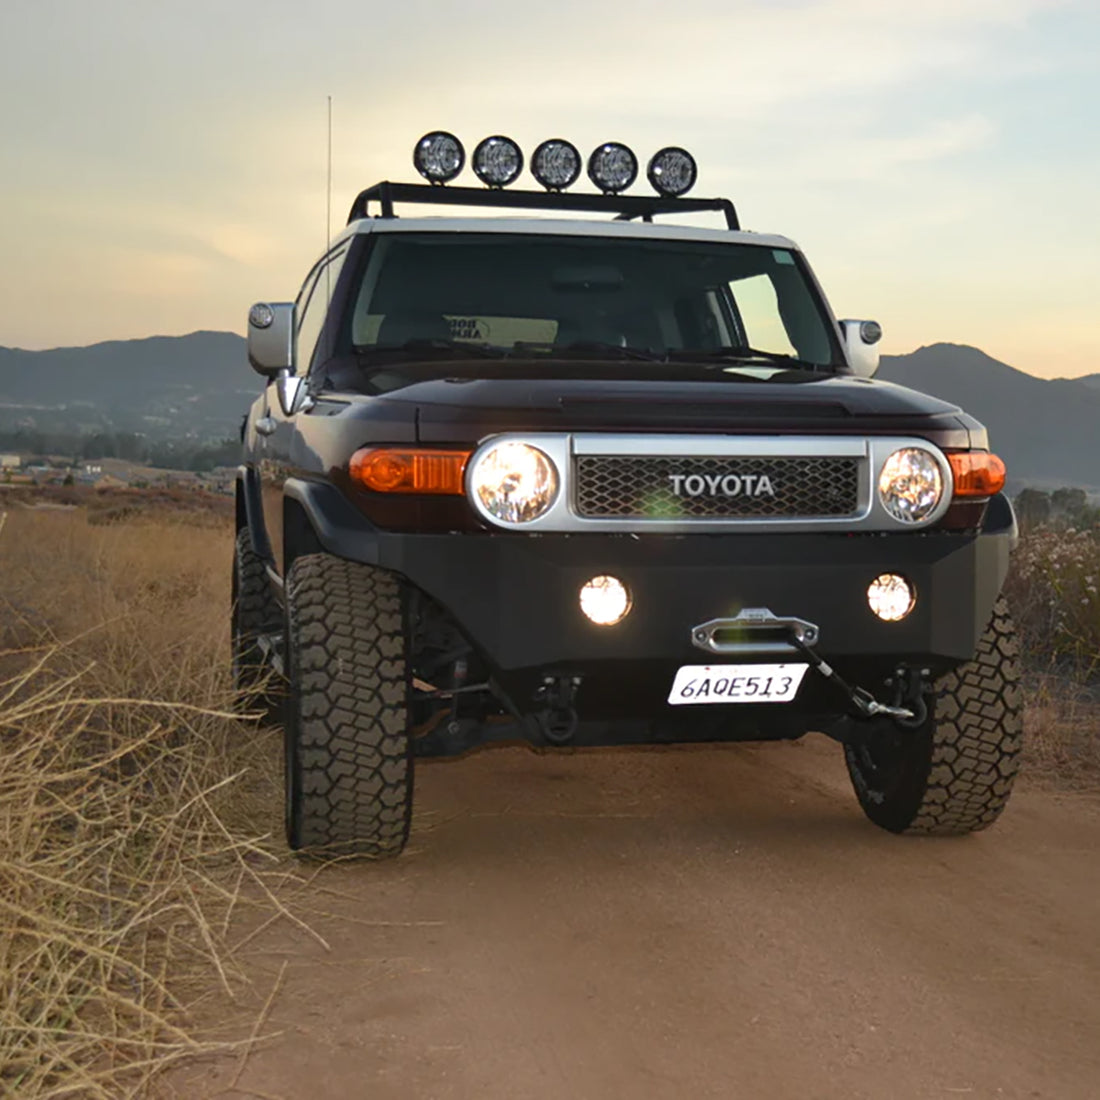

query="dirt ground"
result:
[173,735,1100,1100]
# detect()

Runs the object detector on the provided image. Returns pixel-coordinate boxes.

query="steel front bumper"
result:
[289,480,1015,718]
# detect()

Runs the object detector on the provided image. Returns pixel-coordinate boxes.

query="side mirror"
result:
[839,319,882,378]
[247,302,294,376]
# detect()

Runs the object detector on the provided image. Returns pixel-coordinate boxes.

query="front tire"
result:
[283,553,413,858]
[844,597,1023,835]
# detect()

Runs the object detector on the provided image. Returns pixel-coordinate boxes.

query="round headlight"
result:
[647,146,697,197]
[878,448,944,524]
[532,139,582,191]
[580,575,632,626]
[587,142,638,194]
[472,135,524,188]
[414,130,465,184]
[471,442,559,524]
[867,574,916,622]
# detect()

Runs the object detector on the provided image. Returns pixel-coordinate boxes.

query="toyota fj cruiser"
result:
[235,133,1021,858]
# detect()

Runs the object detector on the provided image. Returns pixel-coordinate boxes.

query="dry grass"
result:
[0,507,289,1098]
[0,484,234,528]
[1004,528,1100,784]
[1021,670,1100,787]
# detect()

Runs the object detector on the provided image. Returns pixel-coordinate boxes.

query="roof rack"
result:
[347,181,740,230]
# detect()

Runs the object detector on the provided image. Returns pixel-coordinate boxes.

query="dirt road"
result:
[178,737,1100,1100]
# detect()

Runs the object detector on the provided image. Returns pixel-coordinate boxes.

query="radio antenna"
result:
[325,94,333,305]
[326,94,333,251]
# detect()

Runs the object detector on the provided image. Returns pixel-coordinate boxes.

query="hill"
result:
[1,332,1096,491]
[879,344,1100,492]
[0,331,252,438]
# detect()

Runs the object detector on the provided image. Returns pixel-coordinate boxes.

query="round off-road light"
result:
[469,441,559,524]
[878,447,944,524]
[867,574,916,622]
[248,303,274,329]
[860,320,883,345]
[587,142,638,194]
[413,130,465,184]
[580,575,632,626]
[472,135,524,188]
[532,139,582,191]
[647,146,697,197]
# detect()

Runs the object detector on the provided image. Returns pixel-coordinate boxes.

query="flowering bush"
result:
[1004,527,1100,673]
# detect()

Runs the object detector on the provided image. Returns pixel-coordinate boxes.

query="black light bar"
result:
[346,181,740,230]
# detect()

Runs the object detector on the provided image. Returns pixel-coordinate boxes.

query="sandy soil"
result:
[175,736,1100,1100]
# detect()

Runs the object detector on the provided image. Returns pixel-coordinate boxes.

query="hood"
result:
[346,360,970,443]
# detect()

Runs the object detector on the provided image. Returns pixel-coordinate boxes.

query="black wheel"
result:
[283,553,413,858]
[231,528,282,708]
[844,596,1023,835]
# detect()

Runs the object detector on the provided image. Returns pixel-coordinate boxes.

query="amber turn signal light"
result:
[949,452,1006,498]
[349,448,470,494]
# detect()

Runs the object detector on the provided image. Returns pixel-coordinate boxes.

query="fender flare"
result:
[283,478,384,567]
[982,492,1018,549]
[235,465,274,563]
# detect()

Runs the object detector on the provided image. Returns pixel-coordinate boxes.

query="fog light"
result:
[867,574,915,622]
[580,575,632,626]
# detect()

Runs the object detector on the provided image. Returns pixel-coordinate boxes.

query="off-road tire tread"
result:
[232,528,281,696]
[846,596,1023,836]
[284,553,411,858]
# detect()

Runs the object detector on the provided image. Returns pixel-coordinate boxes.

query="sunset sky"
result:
[1,0,1096,378]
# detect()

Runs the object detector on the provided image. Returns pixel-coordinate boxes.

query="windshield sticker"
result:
[773,250,795,265]
[444,316,558,344]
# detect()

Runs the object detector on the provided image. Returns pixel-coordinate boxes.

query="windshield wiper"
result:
[355,339,505,360]
[512,340,664,362]
[668,346,822,370]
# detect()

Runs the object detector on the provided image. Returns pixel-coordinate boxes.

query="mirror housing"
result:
[839,319,882,378]
[247,302,294,376]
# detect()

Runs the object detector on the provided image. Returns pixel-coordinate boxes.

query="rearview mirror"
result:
[839,319,882,378]
[247,302,295,376]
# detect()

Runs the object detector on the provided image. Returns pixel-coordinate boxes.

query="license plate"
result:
[667,663,809,706]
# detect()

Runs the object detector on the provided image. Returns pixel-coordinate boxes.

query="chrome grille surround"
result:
[464,433,954,533]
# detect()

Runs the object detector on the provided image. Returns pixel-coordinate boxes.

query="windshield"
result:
[342,232,840,368]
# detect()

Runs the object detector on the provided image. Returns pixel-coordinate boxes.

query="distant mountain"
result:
[0,331,253,438]
[1,332,1096,491]
[879,343,1100,492]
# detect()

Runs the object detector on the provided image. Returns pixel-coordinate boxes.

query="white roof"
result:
[334,216,799,252]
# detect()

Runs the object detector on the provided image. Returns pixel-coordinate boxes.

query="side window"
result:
[294,247,348,374]
[727,274,796,357]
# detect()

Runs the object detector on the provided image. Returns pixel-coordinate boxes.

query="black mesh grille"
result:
[574,455,861,519]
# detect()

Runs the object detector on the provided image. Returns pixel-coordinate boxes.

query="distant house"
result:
[92,474,129,490]
[0,454,21,469]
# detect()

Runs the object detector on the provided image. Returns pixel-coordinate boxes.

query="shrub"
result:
[1004,527,1100,674]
